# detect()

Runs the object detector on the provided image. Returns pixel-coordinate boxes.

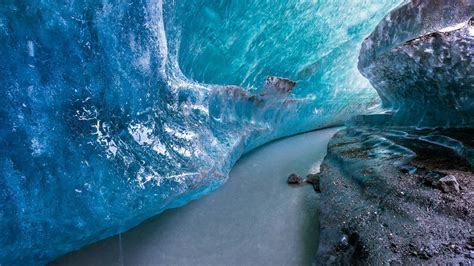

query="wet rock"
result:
[306,173,321,193]
[438,175,460,193]
[287,173,302,185]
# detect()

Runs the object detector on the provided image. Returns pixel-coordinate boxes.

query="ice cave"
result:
[0,0,473,265]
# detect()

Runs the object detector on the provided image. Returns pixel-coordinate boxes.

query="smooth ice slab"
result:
[54,128,340,266]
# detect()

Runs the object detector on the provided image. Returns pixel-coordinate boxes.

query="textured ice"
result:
[359,0,474,127]
[0,0,401,264]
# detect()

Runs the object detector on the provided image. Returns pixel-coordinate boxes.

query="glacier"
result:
[0,0,402,264]
[358,0,474,127]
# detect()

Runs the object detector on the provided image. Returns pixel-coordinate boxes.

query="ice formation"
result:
[359,0,474,127]
[0,0,402,264]
[315,1,474,263]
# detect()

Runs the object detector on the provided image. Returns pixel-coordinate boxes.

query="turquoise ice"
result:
[0,0,401,264]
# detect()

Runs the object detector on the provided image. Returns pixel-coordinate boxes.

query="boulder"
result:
[306,173,321,193]
[438,175,460,193]
[287,173,303,185]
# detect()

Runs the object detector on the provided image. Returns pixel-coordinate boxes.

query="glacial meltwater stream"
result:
[54,128,340,265]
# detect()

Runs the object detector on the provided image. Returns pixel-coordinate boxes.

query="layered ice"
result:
[0,0,401,264]
[358,0,474,127]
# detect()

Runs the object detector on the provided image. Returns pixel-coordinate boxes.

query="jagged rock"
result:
[306,173,321,193]
[438,175,460,193]
[287,173,303,185]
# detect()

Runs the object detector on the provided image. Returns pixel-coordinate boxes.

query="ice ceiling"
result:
[0,0,401,263]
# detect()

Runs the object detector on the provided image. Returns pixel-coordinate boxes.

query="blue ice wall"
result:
[358,0,474,127]
[0,0,400,264]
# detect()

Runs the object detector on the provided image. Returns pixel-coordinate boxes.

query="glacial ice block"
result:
[0,0,401,264]
[358,0,474,127]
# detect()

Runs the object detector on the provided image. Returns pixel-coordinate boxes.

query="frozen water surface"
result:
[54,128,339,266]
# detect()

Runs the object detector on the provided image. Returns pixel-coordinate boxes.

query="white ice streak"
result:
[128,123,169,156]
[92,120,119,158]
